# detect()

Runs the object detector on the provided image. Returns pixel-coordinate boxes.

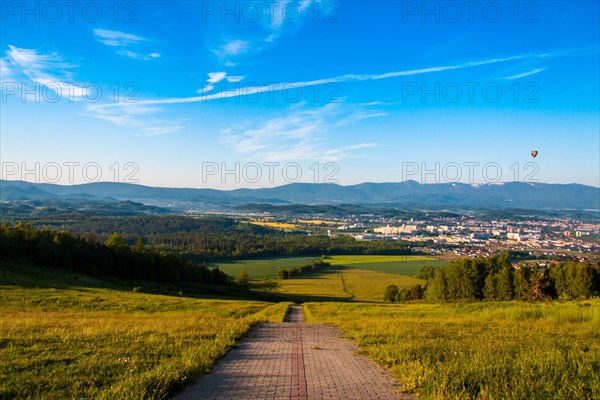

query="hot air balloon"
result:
[531,150,538,158]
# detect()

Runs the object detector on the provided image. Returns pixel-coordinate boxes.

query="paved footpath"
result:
[174,306,413,400]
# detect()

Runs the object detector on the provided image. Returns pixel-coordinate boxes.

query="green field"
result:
[326,255,448,275]
[214,255,446,280]
[305,301,600,399]
[274,266,351,301]
[270,255,436,302]
[273,264,425,302]
[211,257,320,279]
[0,262,290,399]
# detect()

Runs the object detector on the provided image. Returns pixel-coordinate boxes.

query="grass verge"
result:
[305,301,600,399]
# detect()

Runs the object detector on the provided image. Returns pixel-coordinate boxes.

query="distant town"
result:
[242,210,600,265]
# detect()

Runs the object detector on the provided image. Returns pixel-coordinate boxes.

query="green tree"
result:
[105,232,129,251]
[396,288,411,302]
[383,285,399,302]
[426,268,448,301]
[514,266,532,300]
[484,273,499,300]
[235,270,249,285]
[496,267,515,301]
[415,265,436,280]
[573,263,593,298]
[410,284,424,300]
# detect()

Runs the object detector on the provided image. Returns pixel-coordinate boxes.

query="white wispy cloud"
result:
[93,29,145,47]
[207,71,227,84]
[209,1,316,66]
[221,102,380,161]
[198,71,246,93]
[86,103,183,136]
[4,45,180,134]
[95,51,555,109]
[214,39,249,58]
[266,0,315,42]
[226,75,245,83]
[5,45,89,99]
[140,126,183,136]
[93,29,161,60]
[0,58,12,80]
[500,67,546,80]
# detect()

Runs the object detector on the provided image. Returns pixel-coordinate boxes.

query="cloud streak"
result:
[85,103,184,136]
[92,50,562,109]
[221,102,381,161]
[500,67,546,80]
[4,45,90,99]
[93,29,161,60]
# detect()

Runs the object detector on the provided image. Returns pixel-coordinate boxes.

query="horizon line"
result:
[2,179,599,191]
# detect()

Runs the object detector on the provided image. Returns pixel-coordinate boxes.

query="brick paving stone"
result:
[174,306,414,400]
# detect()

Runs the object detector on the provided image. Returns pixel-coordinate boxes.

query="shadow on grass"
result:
[250,264,358,303]
[0,259,259,301]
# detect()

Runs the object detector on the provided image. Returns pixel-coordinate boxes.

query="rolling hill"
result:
[1,180,598,211]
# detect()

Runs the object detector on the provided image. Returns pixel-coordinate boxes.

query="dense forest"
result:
[411,255,600,302]
[0,223,230,286]
[0,215,412,260]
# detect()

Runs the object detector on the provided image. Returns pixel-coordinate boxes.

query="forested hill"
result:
[0,224,231,288]
[2,180,598,210]
[0,216,413,261]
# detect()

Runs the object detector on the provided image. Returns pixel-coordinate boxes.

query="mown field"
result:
[0,262,290,400]
[250,221,298,230]
[274,264,425,302]
[211,257,320,279]
[326,255,447,275]
[305,301,600,399]
[215,255,444,281]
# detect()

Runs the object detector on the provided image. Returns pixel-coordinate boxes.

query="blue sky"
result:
[1,1,599,188]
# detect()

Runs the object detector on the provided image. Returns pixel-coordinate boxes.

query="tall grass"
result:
[305,301,600,399]
[0,283,290,399]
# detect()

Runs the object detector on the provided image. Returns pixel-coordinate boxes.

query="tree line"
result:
[385,254,600,302]
[276,259,331,279]
[0,223,230,286]
[2,215,412,260]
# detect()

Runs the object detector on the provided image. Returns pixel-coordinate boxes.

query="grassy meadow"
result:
[0,262,290,400]
[211,256,320,279]
[305,301,600,399]
[273,263,426,302]
[214,255,444,281]
[326,255,448,275]
[274,266,351,301]
[5,255,598,400]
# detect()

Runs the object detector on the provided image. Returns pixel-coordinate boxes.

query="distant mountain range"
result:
[1,180,598,211]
